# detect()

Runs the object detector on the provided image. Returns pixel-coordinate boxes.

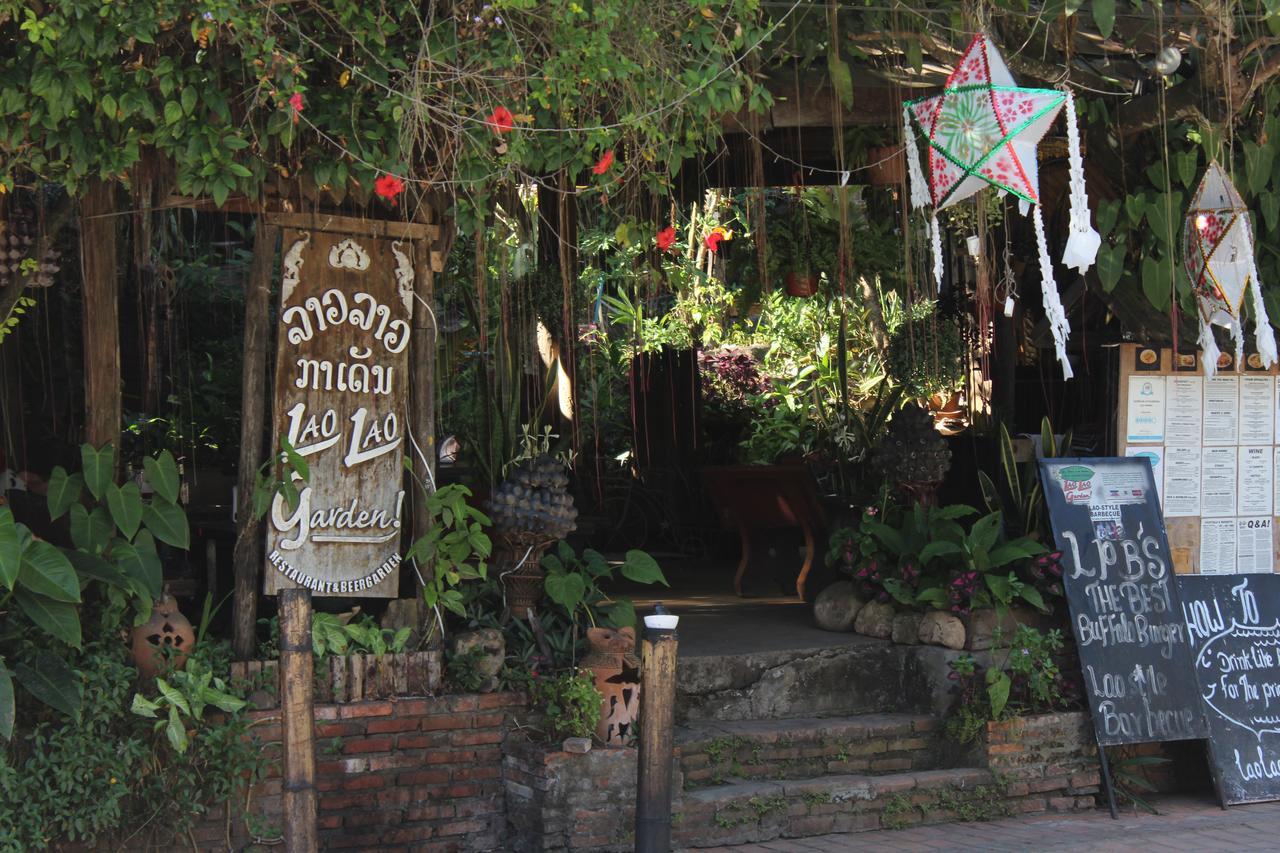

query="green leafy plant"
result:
[542,542,667,629]
[978,417,1072,540]
[311,612,411,659]
[0,443,181,738]
[945,625,1080,742]
[884,300,965,401]
[446,644,490,693]
[129,665,247,754]
[250,437,310,520]
[532,669,602,742]
[405,483,492,641]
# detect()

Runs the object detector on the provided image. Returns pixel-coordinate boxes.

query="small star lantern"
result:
[1183,162,1277,376]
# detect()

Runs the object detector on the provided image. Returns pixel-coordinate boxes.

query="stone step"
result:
[676,637,966,722]
[677,714,944,788]
[672,766,1094,848]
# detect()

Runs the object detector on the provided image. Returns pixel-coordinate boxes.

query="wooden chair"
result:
[701,464,829,601]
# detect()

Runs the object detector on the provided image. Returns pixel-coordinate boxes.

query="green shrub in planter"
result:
[534,669,602,743]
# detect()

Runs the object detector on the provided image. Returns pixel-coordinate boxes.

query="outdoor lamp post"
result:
[636,606,679,853]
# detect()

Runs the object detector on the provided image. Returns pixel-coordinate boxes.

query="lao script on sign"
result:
[264,229,417,597]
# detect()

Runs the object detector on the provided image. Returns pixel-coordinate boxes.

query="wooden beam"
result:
[80,180,121,449]
[231,219,279,661]
[264,211,437,242]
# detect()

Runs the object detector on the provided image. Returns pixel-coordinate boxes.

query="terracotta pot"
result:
[784,272,819,297]
[130,594,195,678]
[581,626,640,746]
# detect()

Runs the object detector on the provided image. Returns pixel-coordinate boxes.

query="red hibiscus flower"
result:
[289,92,304,113]
[704,231,724,253]
[486,106,514,134]
[375,175,405,205]
[592,150,615,175]
[655,226,676,252]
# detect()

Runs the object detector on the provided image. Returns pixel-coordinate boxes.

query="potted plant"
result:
[885,300,966,407]
[768,195,837,298]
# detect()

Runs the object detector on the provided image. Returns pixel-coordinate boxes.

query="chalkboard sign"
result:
[1180,574,1280,804]
[1040,458,1208,746]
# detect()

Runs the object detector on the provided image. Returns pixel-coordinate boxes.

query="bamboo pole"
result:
[635,623,679,853]
[232,220,279,660]
[279,587,317,851]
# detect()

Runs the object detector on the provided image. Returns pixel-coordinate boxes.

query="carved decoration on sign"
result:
[328,238,370,271]
[390,240,415,316]
[280,232,311,304]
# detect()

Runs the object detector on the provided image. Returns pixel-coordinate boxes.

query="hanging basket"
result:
[784,272,819,297]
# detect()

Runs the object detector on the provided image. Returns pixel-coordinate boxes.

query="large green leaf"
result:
[987,670,1011,718]
[1176,149,1199,189]
[1146,193,1182,246]
[18,540,81,603]
[70,504,113,554]
[45,467,83,520]
[1094,198,1120,237]
[143,450,181,505]
[14,589,81,647]
[107,481,144,539]
[827,51,853,109]
[81,443,115,501]
[544,571,586,611]
[1245,141,1275,196]
[605,598,636,628]
[111,540,162,600]
[64,548,126,589]
[143,500,190,550]
[1096,239,1126,293]
[919,540,964,564]
[1142,254,1172,312]
[1089,0,1115,37]
[0,517,19,590]
[863,519,905,555]
[619,550,667,586]
[988,539,1046,567]
[0,664,12,739]
[969,513,1004,555]
[14,651,81,720]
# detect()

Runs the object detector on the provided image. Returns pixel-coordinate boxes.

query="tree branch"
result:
[0,194,76,326]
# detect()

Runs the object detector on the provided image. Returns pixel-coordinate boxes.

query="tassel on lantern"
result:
[1061,91,1101,274]
[1243,226,1279,368]
[1034,204,1073,379]
[1199,316,1222,379]
[930,213,944,291]
[903,104,929,211]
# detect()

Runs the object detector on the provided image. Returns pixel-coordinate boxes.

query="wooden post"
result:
[410,234,437,549]
[279,587,317,851]
[79,180,121,448]
[635,623,678,853]
[232,220,279,660]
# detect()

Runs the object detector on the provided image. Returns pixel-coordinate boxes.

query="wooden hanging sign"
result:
[263,225,419,597]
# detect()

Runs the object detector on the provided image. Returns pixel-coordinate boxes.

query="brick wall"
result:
[981,711,1101,813]
[504,741,642,852]
[183,693,526,852]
